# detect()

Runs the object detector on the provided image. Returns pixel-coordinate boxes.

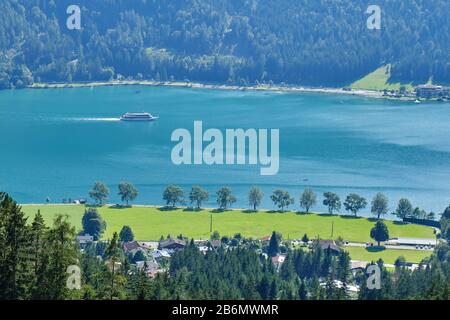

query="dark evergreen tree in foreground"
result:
[82,208,106,241]
[440,205,450,242]
[44,215,78,300]
[302,234,309,243]
[29,210,48,299]
[268,231,281,257]
[0,193,79,300]
[119,226,134,243]
[370,221,390,246]
[105,232,121,300]
[0,193,30,299]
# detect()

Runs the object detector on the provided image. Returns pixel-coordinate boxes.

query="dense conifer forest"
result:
[0,0,449,89]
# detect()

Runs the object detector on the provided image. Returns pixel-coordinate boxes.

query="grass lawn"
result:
[22,205,434,242]
[344,246,431,264]
[351,65,413,91]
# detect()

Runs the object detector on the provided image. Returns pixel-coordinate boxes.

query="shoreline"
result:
[28,80,423,102]
[22,203,277,212]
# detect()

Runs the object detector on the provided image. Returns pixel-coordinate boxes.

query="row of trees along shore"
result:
[88,182,438,220]
[1,191,449,300]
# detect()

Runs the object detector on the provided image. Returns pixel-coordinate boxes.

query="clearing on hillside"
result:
[351,65,413,91]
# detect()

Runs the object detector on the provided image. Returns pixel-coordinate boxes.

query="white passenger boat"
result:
[120,112,159,121]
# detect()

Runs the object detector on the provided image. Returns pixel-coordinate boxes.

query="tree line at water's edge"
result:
[1,191,450,300]
[88,181,443,224]
[0,0,449,90]
[88,181,450,244]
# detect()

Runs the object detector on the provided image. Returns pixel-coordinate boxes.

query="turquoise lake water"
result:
[0,86,449,217]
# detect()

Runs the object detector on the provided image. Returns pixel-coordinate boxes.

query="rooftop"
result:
[386,237,436,246]
[123,241,141,252]
[350,260,369,270]
[158,237,187,249]
[76,234,94,242]
[416,84,443,89]
[313,239,341,252]
[210,240,222,248]
[271,254,287,264]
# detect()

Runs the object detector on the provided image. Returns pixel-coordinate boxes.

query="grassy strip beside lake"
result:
[22,205,434,242]
[344,246,431,264]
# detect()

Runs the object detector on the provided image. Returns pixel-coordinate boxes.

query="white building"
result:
[385,237,437,247]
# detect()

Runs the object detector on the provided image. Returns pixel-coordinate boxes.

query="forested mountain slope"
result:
[0,0,448,89]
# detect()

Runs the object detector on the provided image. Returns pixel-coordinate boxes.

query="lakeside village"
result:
[76,230,441,296]
[348,83,450,101]
[63,183,447,296]
[394,84,450,101]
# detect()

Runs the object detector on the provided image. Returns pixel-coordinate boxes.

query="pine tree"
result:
[105,232,121,300]
[280,254,296,281]
[82,208,106,241]
[119,225,134,243]
[128,269,150,300]
[258,275,271,299]
[0,193,31,299]
[324,275,337,300]
[268,231,280,257]
[269,280,278,300]
[29,210,49,299]
[298,280,307,300]
[44,214,78,300]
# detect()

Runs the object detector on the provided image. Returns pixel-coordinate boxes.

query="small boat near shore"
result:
[120,112,159,121]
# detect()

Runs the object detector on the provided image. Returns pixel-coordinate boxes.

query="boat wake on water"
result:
[58,117,121,122]
[79,117,121,121]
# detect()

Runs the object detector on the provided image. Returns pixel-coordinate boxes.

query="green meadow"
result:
[351,65,414,91]
[344,246,431,264]
[22,205,434,242]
